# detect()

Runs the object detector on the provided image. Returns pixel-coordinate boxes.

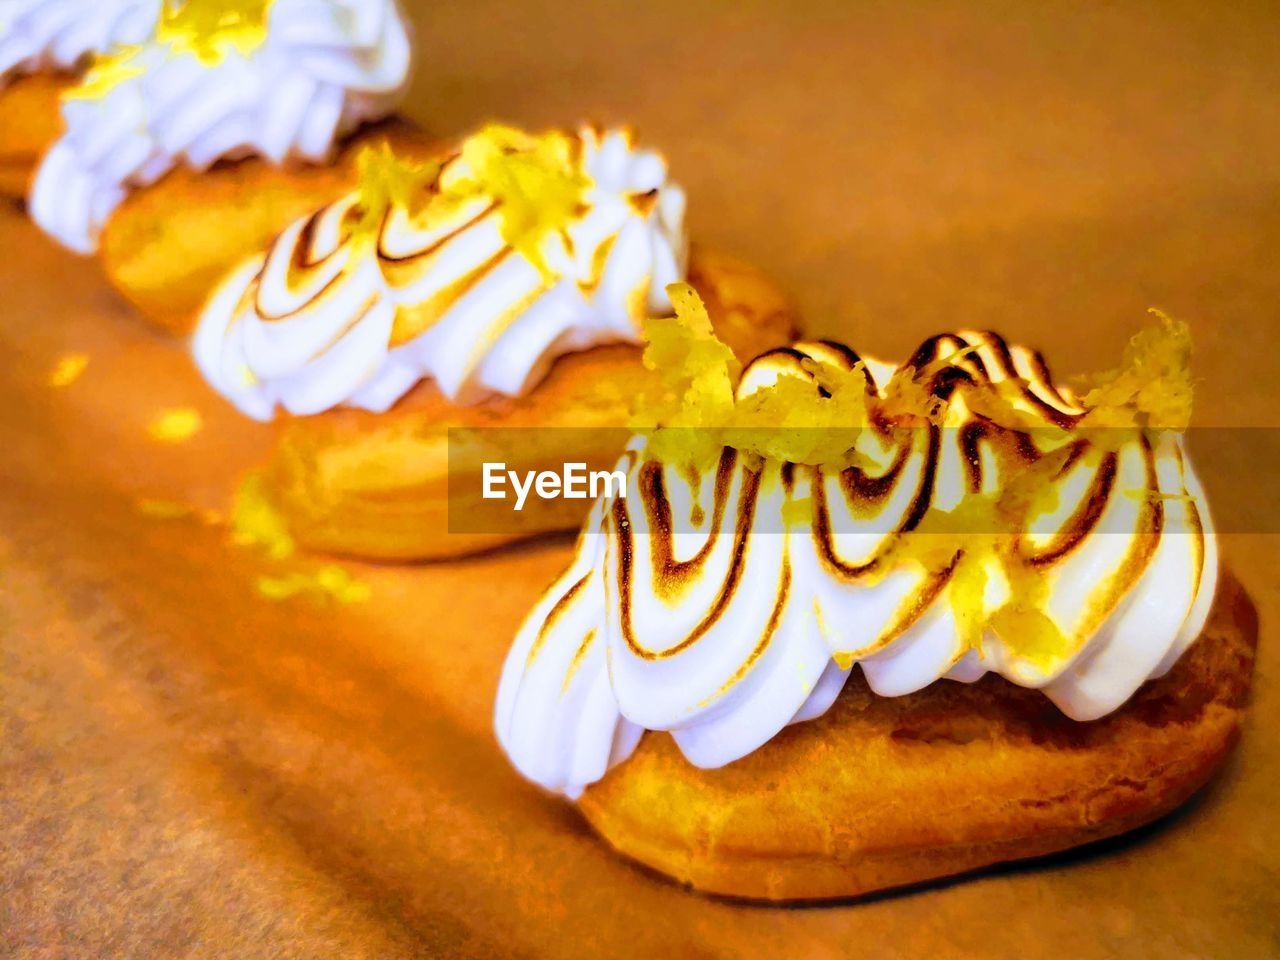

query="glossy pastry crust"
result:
[264,247,801,560]
[0,73,71,199]
[99,117,434,336]
[577,568,1257,901]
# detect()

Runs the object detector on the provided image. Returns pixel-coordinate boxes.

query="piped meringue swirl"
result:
[29,0,411,252]
[194,125,687,419]
[495,330,1217,798]
[0,0,159,80]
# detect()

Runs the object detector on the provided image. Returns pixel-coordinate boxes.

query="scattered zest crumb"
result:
[48,353,89,388]
[230,472,295,560]
[230,474,369,606]
[135,498,222,524]
[148,408,203,442]
[256,565,371,605]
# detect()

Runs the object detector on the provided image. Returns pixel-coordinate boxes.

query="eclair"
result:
[495,287,1254,900]
[0,0,159,196]
[24,0,416,334]
[195,125,799,559]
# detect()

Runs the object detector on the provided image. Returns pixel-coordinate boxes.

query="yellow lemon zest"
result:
[633,283,872,468]
[230,474,367,604]
[780,493,815,528]
[255,572,306,600]
[439,124,592,279]
[1076,309,1193,430]
[136,498,195,520]
[135,498,220,524]
[230,472,294,560]
[315,565,372,603]
[47,353,89,387]
[632,282,741,468]
[350,143,442,244]
[156,0,272,63]
[64,0,273,102]
[875,442,1075,667]
[63,48,145,101]
[256,565,370,604]
[147,407,203,443]
[726,359,871,467]
[876,346,960,427]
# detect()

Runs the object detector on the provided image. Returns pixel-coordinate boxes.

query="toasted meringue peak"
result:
[28,0,412,252]
[194,125,688,420]
[496,303,1216,797]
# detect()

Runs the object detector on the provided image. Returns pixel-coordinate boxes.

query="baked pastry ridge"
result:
[495,288,1222,800]
[577,566,1254,900]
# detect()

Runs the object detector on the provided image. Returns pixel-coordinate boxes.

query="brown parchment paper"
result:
[1,1,1277,957]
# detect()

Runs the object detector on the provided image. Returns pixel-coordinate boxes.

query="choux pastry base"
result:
[0,73,71,199]
[99,117,436,337]
[263,247,801,561]
[578,569,1257,902]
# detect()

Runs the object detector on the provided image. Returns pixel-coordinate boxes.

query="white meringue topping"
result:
[28,0,411,252]
[0,0,159,80]
[193,125,687,419]
[495,328,1217,798]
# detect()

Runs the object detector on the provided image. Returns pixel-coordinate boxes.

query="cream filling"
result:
[28,0,411,253]
[495,337,1217,798]
[194,126,687,417]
